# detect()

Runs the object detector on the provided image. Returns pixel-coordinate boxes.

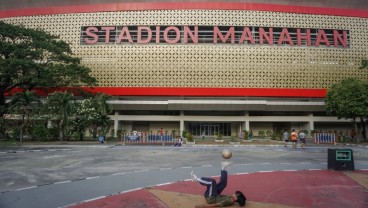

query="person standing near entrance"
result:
[291,129,298,149]
[299,130,306,149]
[350,128,356,142]
[159,127,164,140]
[283,130,289,147]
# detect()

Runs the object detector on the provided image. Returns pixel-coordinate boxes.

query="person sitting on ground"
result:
[191,162,246,207]
[98,135,106,143]
[174,137,183,147]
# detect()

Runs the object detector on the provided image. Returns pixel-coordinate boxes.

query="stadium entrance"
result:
[187,122,231,137]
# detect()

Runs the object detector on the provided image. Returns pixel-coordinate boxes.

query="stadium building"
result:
[1,0,367,139]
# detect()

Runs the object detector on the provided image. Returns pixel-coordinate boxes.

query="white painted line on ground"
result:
[82,196,106,203]
[236,172,250,175]
[156,182,173,187]
[181,166,193,169]
[16,186,37,191]
[160,168,172,170]
[132,170,149,173]
[258,171,273,173]
[54,180,71,184]
[86,176,100,180]
[119,187,143,194]
[111,172,126,176]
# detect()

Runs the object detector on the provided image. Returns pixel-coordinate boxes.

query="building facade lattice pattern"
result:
[3,10,368,89]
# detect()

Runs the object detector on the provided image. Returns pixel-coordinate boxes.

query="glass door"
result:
[210,124,219,136]
[200,124,209,137]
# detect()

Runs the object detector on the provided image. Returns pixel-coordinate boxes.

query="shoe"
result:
[221,161,234,170]
[191,170,197,182]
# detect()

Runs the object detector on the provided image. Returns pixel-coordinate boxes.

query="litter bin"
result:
[327,148,354,171]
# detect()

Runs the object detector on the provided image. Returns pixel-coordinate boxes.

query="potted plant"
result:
[258,130,265,138]
[117,129,123,141]
[242,130,249,140]
[266,130,272,138]
[230,136,240,145]
[186,133,195,144]
[215,133,224,142]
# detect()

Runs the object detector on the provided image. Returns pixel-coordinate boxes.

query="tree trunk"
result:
[360,117,367,142]
[92,126,97,140]
[0,93,6,118]
[20,126,24,143]
[19,112,26,143]
[59,120,64,141]
[79,132,83,141]
[0,94,7,138]
[354,119,359,143]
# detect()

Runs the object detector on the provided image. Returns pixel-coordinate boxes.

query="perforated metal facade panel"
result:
[3,9,367,91]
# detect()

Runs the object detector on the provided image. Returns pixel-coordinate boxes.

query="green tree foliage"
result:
[0,21,97,117]
[69,101,91,141]
[86,93,111,139]
[325,78,368,142]
[43,91,75,141]
[31,124,49,142]
[69,95,111,141]
[8,90,40,142]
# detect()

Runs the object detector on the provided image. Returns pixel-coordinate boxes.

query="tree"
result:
[69,96,111,141]
[8,90,40,142]
[325,78,368,142]
[69,101,92,141]
[87,93,111,139]
[0,21,97,134]
[43,91,75,141]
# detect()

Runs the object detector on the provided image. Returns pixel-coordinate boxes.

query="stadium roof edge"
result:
[1,2,367,19]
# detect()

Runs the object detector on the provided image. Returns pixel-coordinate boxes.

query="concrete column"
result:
[180,111,184,137]
[113,111,119,137]
[245,121,250,131]
[245,111,250,131]
[308,113,314,138]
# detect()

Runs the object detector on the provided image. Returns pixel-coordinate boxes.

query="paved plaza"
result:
[0,143,367,208]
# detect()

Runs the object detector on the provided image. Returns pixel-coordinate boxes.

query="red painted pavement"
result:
[72,170,368,208]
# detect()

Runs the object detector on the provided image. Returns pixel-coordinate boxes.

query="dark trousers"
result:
[199,170,227,197]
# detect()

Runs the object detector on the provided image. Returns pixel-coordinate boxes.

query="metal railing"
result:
[121,133,176,144]
[314,133,337,144]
